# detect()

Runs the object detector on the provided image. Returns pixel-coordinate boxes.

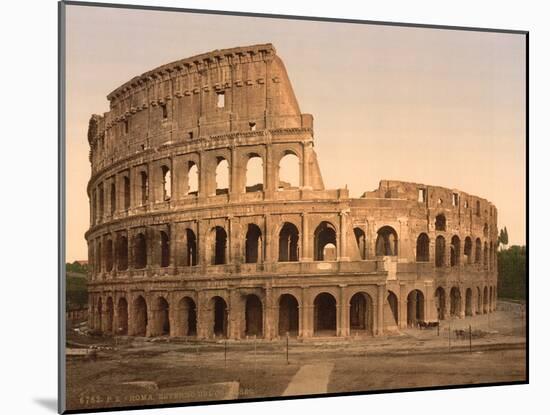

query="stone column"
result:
[228,289,240,340]
[230,146,240,199]
[198,151,208,199]
[196,292,209,339]
[339,210,350,261]
[302,141,312,189]
[399,283,408,328]
[264,214,271,264]
[424,281,436,322]
[169,223,177,273]
[339,285,349,337]
[264,287,274,339]
[377,284,385,335]
[264,143,274,195]
[301,213,311,261]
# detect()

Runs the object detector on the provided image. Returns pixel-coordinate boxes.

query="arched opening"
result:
[483,242,488,267]
[215,157,229,195]
[435,214,446,231]
[116,235,128,271]
[435,287,446,320]
[349,292,373,335]
[212,296,228,337]
[185,229,197,266]
[177,297,197,337]
[110,182,116,215]
[105,297,114,334]
[155,297,170,336]
[450,287,461,317]
[489,287,493,311]
[97,297,103,332]
[245,224,262,263]
[96,241,102,273]
[435,236,446,267]
[483,287,489,313]
[133,296,148,336]
[278,222,299,262]
[314,221,337,261]
[160,231,170,268]
[465,288,473,316]
[387,291,399,325]
[161,165,171,201]
[245,155,264,192]
[140,171,148,205]
[489,241,494,270]
[375,226,398,256]
[353,227,367,260]
[245,295,263,337]
[475,238,482,264]
[416,233,430,262]
[123,176,130,210]
[134,233,147,269]
[450,235,460,267]
[98,184,104,218]
[483,223,489,237]
[477,287,482,314]
[116,298,128,335]
[278,294,299,336]
[464,237,472,264]
[407,290,425,327]
[105,239,114,272]
[313,293,337,336]
[278,152,300,189]
[187,162,199,196]
[210,226,227,265]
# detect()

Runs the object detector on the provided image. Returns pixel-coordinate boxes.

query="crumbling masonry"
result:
[86,44,498,339]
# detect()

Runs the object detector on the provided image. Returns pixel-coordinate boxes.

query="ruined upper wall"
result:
[88,44,313,168]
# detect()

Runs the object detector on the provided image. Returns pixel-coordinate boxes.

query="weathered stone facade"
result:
[85,44,498,339]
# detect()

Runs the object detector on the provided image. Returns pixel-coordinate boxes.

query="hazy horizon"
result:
[65,5,526,262]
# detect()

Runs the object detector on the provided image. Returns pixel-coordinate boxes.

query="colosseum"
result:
[85,43,498,340]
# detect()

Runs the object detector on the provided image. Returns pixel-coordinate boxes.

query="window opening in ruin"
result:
[160,231,170,267]
[464,200,469,209]
[161,103,168,119]
[387,291,399,325]
[278,294,299,336]
[375,226,398,256]
[435,287,446,320]
[418,188,426,202]
[407,290,425,327]
[452,193,459,206]
[188,131,194,140]
[451,235,460,267]
[249,122,256,131]
[211,226,227,265]
[353,227,367,260]
[314,293,337,335]
[123,176,130,210]
[483,223,489,237]
[464,237,472,264]
[178,297,197,336]
[278,222,299,261]
[215,158,229,195]
[435,214,446,231]
[465,288,473,316]
[156,297,170,336]
[245,224,263,263]
[476,200,481,216]
[187,162,199,196]
[246,155,264,192]
[350,292,373,334]
[116,298,128,335]
[134,233,147,269]
[245,295,263,337]
[96,241,102,272]
[216,91,225,108]
[212,296,228,337]
[475,238,482,264]
[416,233,430,262]
[438,198,443,205]
[98,183,104,219]
[314,221,337,261]
[435,236,446,267]
[278,152,300,189]
[483,242,488,267]
[161,165,171,201]
[117,235,128,271]
[185,229,198,266]
[450,287,461,317]
[110,183,116,215]
[134,296,148,336]
[124,119,129,135]
[105,239,113,272]
[140,171,148,205]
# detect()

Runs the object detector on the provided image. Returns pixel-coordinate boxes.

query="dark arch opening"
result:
[134,233,147,269]
[465,288,473,316]
[133,296,148,336]
[105,297,114,334]
[435,236,446,267]
[375,226,398,256]
[407,290,425,327]
[451,235,460,267]
[178,297,197,337]
[155,297,170,336]
[435,287,446,320]
[140,171,148,205]
[105,239,114,272]
[160,231,170,268]
[349,292,373,334]
[116,298,128,335]
[416,233,430,262]
[435,214,446,231]
[483,287,489,313]
[450,287,461,317]
[475,238,482,264]
[279,222,299,262]
[314,221,337,261]
[314,293,337,336]
[278,294,299,337]
[185,229,197,266]
[245,224,263,263]
[212,296,228,337]
[116,235,128,271]
[245,294,263,337]
[353,227,367,260]
[387,291,399,325]
[464,237,472,264]
[211,226,227,265]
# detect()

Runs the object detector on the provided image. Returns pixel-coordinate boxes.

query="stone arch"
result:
[245,294,263,337]
[435,287,446,320]
[477,287,482,314]
[435,214,446,231]
[451,235,460,267]
[387,291,399,325]
[215,157,230,195]
[465,288,473,316]
[278,150,300,189]
[105,296,114,334]
[96,297,103,332]
[435,236,446,267]
[278,294,299,337]
[483,286,489,313]
[123,176,130,209]
[407,289,425,326]
[134,232,147,269]
[211,296,228,338]
[475,238,482,264]
[184,228,197,266]
[375,226,398,256]
[464,237,472,264]
[314,292,337,336]
[139,171,148,205]
[105,238,114,272]
[187,161,199,196]
[483,242,489,267]
[210,226,227,265]
[278,222,299,262]
[450,287,461,317]
[349,292,374,335]
[353,227,367,260]
[110,182,116,215]
[160,230,170,268]
[483,223,489,238]
[245,224,263,263]
[314,221,337,261]
[116,297,128,335]
[116,234,128,271]
[416,233,430,262]
[176,296,197,337]
[161,164,171,201]
[132,295,148,336]
[153,296,170,336]
[245,154,264,192]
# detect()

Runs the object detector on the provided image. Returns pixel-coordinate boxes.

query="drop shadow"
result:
[34,398,57,412]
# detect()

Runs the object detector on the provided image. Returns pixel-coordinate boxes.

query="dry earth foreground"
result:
[66,301,526,411]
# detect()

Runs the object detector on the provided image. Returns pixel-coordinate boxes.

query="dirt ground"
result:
[65,301,527,411]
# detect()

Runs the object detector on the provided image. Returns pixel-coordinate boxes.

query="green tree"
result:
[497,245,526,301]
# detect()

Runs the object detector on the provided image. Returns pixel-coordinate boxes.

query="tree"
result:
[498,227,509,250]
[497,245,526,301]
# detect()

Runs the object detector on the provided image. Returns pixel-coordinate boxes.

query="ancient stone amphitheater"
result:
[86,43,498,340]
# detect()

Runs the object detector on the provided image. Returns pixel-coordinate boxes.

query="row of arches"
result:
[433,213,491,239]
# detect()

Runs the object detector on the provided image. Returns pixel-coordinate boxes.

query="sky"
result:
[65,5,526,261]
